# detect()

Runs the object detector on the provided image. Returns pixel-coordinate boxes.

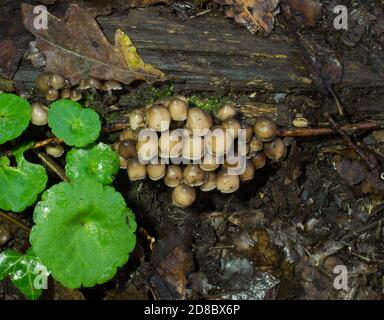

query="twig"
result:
[277,120,381,137]
[0,211,31,233]
[324,113,377,170]
[103,121,129,133]
[34,150,69,182]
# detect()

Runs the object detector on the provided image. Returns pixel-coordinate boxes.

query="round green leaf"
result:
[48,99,101,147]
[30,179,137,288]
[65,143,119,185]
[0,147,48,213]
[0,249,47,300]
[0,93,31,144]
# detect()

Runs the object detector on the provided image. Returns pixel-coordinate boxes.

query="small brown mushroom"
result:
[119,139,137,159]
[147,163,166,181]
[48,74,65,90]
[221,118,241,138]
[182,134,204,160]
[136,134,158,162]
[217,104,237,121]
[127,157,147,181]
[61,88,71,99]
[102,80,123,96]
[45,144,64,158]
[240,159,255,181]
[164,165,183,187]
[183,164,206,187]
[253,117,277,141]
[146,104,171,132]
[263,137,286,160]
[168,97,189,121]
[31,103,48,126]
[205,126,233,156]
[199,155,220,172]
[70,89,82,102]
[200,172,216,192]
[45,88,59,101]
[159,130,183,158]
[251,151,267,169]
[216,169,240,194]
[35,73,50,93]
[244,126,254,143]
[172,184,196,208]
[79,77,101,91]
[186,107,212,136]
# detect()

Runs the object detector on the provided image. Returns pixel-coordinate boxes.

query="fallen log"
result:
[14,6,384,93]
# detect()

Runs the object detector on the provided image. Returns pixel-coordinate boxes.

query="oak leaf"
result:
[21,3,166,85]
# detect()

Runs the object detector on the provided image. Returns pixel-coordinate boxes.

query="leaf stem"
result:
[0,211,31,233]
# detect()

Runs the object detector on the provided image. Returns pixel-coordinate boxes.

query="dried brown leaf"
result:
[215,0,279,34]
[21,3,166,85]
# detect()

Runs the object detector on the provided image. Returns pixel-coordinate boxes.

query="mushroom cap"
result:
[223,153,247,175]
[36,73,50,93]
[205,126,233,156]
[240,159,255,181]
[45,88,59,101]
[45,144,64,158]
[102,80,123,91]
[129,110,145,131]
[164,165,183,187]
[147,163,166,181]
[168,97,189,121]
[70,89,82,102]
[293,115,309,128]
[49,74,65,90]
[251,151,267,169]
[241,126,253,143]
[119,129,137,141]
[182,134,205,160]
[31,103,48,126]
[217,104,237,121]
[200,172,216,192]
[118,139,137,159]
[136,133,158,162]
[146,104,171,132]
[186,107,212,136]
[174,95,188,103]
[221,118,241,138]
[263,137,286,160]
[159,130,184,158]
[199,154,221,172]
[172,184,196,208]
[253,117,277,141]
[216,169,240,194]
[183,164,207,187]
[79,77,102,90]
[127,157,147,181]
[61,88,71,99]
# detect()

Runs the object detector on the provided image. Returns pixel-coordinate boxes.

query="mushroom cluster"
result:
[113,97,286,208]
[35,73,123,102]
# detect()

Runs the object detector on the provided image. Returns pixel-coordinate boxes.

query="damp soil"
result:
[2,0,384,300]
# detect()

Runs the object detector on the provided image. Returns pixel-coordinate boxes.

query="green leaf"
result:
[0,249,48,300]
[30,178,137,288]
[65,143,119,185]
[48,99,101,147]
[0,146,48,212]
[0,93,31,144]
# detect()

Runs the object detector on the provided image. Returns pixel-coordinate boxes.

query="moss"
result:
[187,95,233,115]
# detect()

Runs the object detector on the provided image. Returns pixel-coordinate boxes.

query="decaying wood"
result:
[15,6,384,93]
